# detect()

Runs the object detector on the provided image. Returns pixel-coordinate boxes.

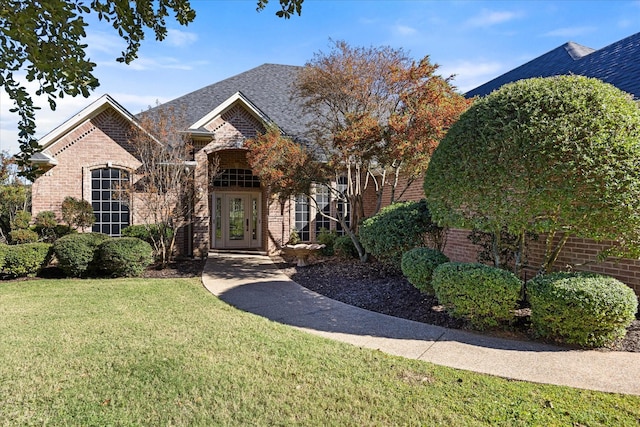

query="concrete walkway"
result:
[202,253,640,396]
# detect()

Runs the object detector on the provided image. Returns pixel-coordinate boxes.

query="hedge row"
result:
[409,259,638,347]
[52,234,153,278]
[0,243,52,278]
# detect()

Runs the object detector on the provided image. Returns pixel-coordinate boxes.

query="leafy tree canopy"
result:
[247,40,468,262]
[424,75,640,272]
[1,0,304,180]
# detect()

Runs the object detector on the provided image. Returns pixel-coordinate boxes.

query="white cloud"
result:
[392,24,418,37]
[99,55,207,72]
[166,29,198,47]
[438,60,503,93]
[542,26,596,38]
[84,31,127,59]
[465,9,522,28]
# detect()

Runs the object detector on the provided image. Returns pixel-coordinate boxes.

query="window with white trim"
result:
[314,185,331,234]
[294,194,310,241]
[91,168,130,236]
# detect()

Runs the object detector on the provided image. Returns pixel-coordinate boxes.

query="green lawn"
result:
[1,277,639,426]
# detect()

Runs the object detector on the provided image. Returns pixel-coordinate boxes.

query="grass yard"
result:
[1,277,639,426]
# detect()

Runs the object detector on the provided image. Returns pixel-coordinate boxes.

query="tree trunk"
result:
[540,231,570,275]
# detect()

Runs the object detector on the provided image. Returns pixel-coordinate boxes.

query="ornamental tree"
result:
[424,75,640,274]
[283,40,468,261]
[123,104,218,267]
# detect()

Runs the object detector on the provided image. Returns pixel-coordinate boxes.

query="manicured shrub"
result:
[334,235,358,259]
[359,200,445,270]
[9,228,39,244]
[424,75,640,271]
[432,262,522,329]
[317,228,337,256]
[527,272,638,348]
[53,233,110,277]
[401,247,449,295]
[98,237,153,277]
[1,243,51,277]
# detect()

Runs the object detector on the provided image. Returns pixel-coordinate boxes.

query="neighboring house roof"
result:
[146,63,309,139]
[466,32,640,98]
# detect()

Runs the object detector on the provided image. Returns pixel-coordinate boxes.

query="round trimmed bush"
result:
[432,262,522,329]
[401,247,449,295]
[1,243,52,277]
[9,229,39,244]
[98,237,153,277]
[527,272,638,348]
[359,200,443,269]
[334,235,358,259]
[53,233,110,277]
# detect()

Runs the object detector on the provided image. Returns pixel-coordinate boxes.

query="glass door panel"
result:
[228,197,245,241]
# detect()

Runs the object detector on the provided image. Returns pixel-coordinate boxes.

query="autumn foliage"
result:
[245,127,311,203]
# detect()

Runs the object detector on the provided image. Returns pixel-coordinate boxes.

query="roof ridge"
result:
[563,41,596,60]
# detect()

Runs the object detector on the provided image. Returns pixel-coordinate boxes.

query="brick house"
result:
[32,64,411,257]
[30,33,640,295]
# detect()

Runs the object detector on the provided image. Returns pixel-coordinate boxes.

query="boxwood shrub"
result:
[432,262,522,329]
[98,237,153,277]
[359,200,443,270]
[527,272,638,348]
[1,243,52,278]
[53,233,110,277]
[401,247,449,295]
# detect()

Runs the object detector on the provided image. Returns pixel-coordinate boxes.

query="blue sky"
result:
[1,0,639,155]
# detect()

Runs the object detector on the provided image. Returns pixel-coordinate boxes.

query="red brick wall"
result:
[32,109,142,228]
[360,172,640,296]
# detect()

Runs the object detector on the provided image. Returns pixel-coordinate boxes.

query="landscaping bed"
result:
[277,257,640,353]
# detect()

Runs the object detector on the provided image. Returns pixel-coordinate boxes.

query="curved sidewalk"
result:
[202,253,640,395]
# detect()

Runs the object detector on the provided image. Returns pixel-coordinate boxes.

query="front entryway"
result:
[211,192,262,249]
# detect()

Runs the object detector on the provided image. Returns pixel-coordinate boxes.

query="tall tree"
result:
[0,0,304,180]
[124,104,217,266]
[424,75,640,274]
[292,41,469,260]
[0,151,29,242]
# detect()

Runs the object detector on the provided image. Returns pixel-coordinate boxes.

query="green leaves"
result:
[1,0,198,179]
[425,76,640,270]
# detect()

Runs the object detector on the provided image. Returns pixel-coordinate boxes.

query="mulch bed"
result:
[275,256,640,353]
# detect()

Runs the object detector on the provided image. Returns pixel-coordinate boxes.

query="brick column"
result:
[192,150,210,258]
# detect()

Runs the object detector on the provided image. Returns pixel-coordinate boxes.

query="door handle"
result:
[246,218,249,232]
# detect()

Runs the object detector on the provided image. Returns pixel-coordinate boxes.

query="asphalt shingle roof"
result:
[142,63,309,138]
[466,32,640,99]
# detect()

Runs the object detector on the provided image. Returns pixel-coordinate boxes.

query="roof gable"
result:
[467,32,640,98]
[145,64,310,138]
[38,94,137,150]
[189,91,275,131]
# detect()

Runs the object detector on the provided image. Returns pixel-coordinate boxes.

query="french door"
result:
[211,192,262,249]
